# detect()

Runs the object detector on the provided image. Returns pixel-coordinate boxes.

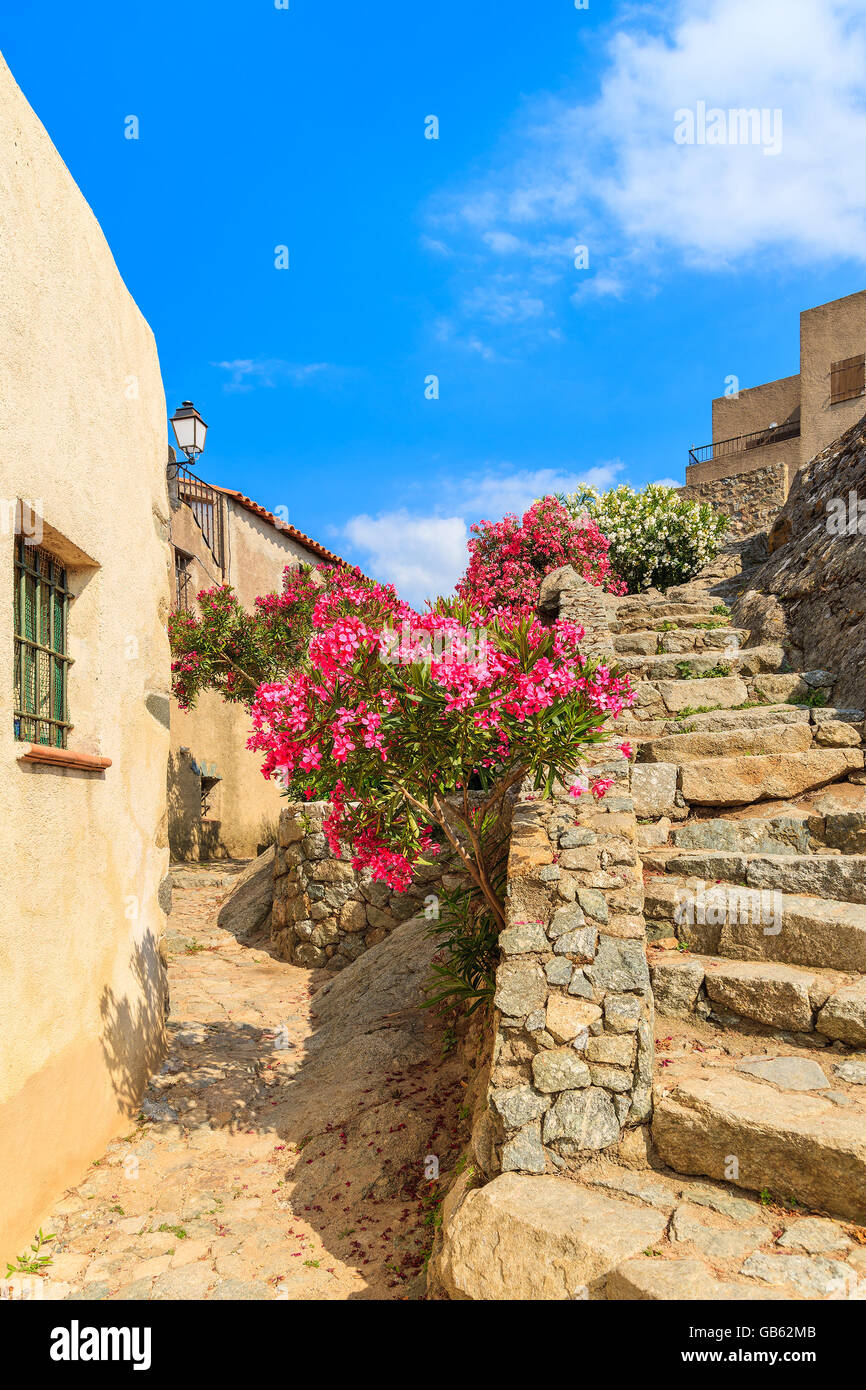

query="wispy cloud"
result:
[212,359,333,393]
[425,0,866,339]
[341,460,626,605]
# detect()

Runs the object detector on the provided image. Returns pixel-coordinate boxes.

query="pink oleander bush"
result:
[455,495,627,614]
[170,558,633,1006]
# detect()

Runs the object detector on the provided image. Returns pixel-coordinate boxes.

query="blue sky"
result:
[4,0,866,603]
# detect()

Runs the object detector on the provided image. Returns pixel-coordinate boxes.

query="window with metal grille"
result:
[830,354,865,405]
[174,547,193,613]
[14,538,72,748]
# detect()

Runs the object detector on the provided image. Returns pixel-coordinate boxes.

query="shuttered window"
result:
[174,547,193,613]
[14,538,72,748]
[830,354,865,405]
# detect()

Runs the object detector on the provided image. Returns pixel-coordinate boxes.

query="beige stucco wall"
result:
[711,374,801,446]
[800,290,866,464]
[0,51,170,1259]
[686,435,800,488]
[168,494,319,860]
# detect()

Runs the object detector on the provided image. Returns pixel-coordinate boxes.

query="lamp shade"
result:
[170,401,208,462]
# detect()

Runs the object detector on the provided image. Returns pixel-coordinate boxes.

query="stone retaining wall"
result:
[680,461,789,539]
[482,570,652,1174]
[272,801,454,969]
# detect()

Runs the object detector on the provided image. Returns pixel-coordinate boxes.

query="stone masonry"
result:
[272,800,452,969]
[680,461,788,539]
[484,571,651,1175]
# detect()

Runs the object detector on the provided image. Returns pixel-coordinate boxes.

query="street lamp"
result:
[169,401,208,473]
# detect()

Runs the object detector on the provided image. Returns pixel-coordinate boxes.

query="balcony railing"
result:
[176,465,225,571]
[689,419,800,468]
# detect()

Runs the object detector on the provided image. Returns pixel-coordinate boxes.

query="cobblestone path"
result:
[31,863,455,1301]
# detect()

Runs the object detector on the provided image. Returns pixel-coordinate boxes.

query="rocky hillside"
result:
[732,411,866,712]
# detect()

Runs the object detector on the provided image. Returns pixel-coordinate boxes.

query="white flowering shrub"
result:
[558,484,729,593]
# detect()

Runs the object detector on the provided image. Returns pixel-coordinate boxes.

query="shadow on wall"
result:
[167,748,230,861]
[98,928,168,1120]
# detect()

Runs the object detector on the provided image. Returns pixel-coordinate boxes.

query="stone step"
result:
[678,747,863,807]
[612,605,731,635]
[591,1164,863,1299]
[644,875,866,973]
[629,672,838,726]
[649,949,857,1035]
[613,627,749,656]
[633,674,752,721]
[638,722,816,765]
[650,703,809,736]
[671,813,814,856]
[617,643,786,683]
[618,703,811,742]
[653,1055,866,1222]
[661,850,866,905]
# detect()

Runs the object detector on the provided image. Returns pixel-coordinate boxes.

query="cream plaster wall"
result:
[711,374,801,445]
[800,290,866,464]
[168,493,319,861]
[0,51,170,1259]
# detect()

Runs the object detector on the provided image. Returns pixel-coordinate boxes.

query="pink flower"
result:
[591,776,615,800]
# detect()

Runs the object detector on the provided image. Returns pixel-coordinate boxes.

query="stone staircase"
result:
[436,562,866,1301]
[615,587,866,1244]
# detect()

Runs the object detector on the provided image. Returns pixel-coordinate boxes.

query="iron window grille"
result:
[174,547,193,613]
[14,537,72,748]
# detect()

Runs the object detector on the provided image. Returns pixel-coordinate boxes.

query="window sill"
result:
[17,745,111,772]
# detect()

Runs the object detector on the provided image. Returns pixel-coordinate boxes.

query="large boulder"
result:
[732,411,866,712]
[216,845,274,940]
[436,1173,667,1299]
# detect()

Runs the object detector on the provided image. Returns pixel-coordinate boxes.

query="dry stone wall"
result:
[680,461,788,539]
[272,801,455,969]
[482,570,652,1176]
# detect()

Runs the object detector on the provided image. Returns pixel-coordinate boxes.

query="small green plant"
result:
[303,1259,321,1268]
[422,818,509,1013]
[109,1204,125,1215]
[673,660,731,680]
[157,1223,188,1240]
[712,603,731,616]
[700,663,732,679]
[183,939,205,954]
[673,704,721,719]
[788,688,829,708]
[6,1229,55,1277]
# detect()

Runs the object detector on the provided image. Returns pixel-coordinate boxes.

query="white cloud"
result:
[444,461,626,520]
[428,0,866,329]
[652,476,685,488]
[343,510,469,607]
[460,283,546,324]
[213,359,332,392]
[342,461,627,605]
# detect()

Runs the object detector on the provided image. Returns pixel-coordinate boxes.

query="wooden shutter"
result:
[830,354,865,404]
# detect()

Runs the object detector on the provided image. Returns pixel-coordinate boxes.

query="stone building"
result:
[168,478,350,861]
[683,288,866,534]
[0,51,171,1259]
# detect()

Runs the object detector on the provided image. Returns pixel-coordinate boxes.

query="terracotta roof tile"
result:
[211,487,352,567]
